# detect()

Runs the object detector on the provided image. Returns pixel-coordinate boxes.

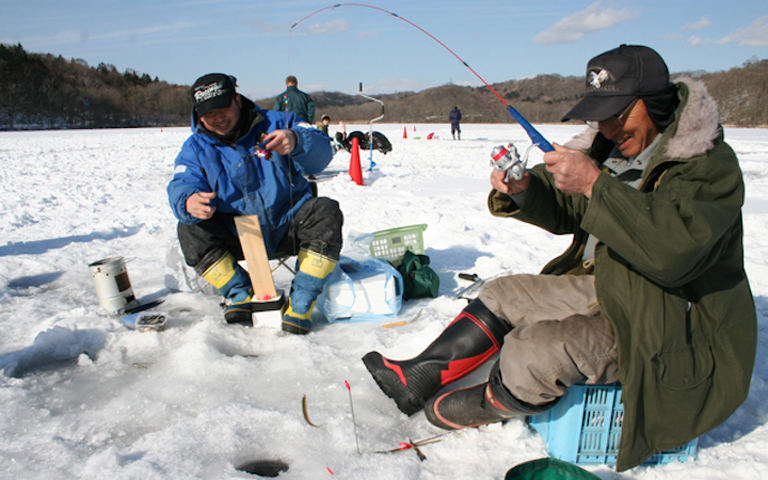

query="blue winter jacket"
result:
[167,98,333,256]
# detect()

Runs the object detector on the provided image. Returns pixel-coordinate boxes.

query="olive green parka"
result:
[488,78,756,471]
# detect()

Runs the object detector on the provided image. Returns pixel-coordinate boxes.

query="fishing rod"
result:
[290,2,554,153]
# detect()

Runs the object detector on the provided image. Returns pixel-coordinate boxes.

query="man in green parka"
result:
[362,45,756,471]
[274,75,315,124]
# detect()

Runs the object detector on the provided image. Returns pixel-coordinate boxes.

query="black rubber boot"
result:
[424,360,555,430]
[362,300,511,415]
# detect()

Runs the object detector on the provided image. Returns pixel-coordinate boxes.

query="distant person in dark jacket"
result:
[319,114,331,136]
[274,75,315,124]
[449,106,462,140]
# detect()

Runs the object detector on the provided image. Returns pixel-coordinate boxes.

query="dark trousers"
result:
[177,197,344,275]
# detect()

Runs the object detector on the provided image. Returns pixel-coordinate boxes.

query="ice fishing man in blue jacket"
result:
[167,73,343,334]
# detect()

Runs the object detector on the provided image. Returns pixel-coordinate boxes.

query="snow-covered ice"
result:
[1,123,767,479]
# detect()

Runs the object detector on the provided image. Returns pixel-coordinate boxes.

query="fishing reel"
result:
[489,142,533,181]
[254,133,271,159]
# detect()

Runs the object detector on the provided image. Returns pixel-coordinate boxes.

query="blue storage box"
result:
[528,384,698,466]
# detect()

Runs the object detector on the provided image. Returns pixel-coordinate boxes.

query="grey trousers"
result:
[477,274,619,406]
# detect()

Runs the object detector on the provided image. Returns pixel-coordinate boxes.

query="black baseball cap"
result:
[562,45,671,122]
[191,73,237,117]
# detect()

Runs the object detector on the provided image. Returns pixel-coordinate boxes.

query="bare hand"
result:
[542,144,601,198]
[186,191,217,220]
[263,129,297,156]
[490,169,531,195]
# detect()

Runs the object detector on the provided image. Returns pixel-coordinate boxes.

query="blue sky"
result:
[2,1,767,101]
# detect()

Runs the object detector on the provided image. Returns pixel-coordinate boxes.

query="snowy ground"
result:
[0,122,767,479]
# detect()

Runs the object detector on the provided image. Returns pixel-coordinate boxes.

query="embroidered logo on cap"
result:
[588,69,611,89]
[194,81,226,104]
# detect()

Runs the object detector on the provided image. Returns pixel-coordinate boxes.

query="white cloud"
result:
[307,18,349,35]
[720,16,768,46]
[682,17,711,31]
[245,19,284,34]
[687,35,711,47]
[91,22,195,42]
[6,22,195,49]
[533,1,637,44]
[686,16,768,47]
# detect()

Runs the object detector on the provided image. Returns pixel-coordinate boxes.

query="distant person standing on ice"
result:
[363,44,756,471]
[167,73,342,334]
[274,75,315,124]
[449,106,462,140]
[318,114,331,136]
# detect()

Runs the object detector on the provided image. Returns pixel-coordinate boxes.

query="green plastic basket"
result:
[369,224,427,266]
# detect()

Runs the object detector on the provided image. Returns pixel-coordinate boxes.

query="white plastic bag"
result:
[316,255,403,322]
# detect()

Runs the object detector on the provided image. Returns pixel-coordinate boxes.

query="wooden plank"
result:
[234,215,278,300]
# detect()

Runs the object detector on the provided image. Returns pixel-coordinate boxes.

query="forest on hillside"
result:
[0,43,188,129]
[1,43,766,130]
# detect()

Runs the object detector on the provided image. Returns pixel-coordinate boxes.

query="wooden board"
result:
[234,215,278,300]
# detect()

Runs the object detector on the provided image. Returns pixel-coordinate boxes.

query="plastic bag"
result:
[316,255,403,322]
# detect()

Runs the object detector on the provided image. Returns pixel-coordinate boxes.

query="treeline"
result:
[2,42,767,130]
[0,43,188,129]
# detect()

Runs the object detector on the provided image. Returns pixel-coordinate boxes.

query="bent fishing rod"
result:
[290,2,554,153]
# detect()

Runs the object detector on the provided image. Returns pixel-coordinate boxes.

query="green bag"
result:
[504,458,600,480]
[396,250,439,300]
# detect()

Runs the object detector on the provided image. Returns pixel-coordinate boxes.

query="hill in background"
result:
[259,61,768,127]
[1,43,766,129]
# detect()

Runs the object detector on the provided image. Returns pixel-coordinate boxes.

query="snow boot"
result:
[362,299,511,415]
[281,249,336,335]
[198,249,253,325]
[424,360,553,430]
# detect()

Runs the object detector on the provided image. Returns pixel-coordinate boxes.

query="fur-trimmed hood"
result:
[564,78,721,161]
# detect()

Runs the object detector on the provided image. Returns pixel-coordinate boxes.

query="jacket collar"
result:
[565,78,722,162]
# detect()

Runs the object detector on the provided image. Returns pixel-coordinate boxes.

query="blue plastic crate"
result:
[528,384,698,466]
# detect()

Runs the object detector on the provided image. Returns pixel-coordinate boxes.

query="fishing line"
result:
[290,2,554,152]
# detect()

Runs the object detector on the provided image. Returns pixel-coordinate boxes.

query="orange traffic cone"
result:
[403,126,407,139]
[349,137,364,186]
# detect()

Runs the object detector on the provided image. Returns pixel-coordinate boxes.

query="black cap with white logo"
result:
[562,45,671,122]
[191,73,237,117]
